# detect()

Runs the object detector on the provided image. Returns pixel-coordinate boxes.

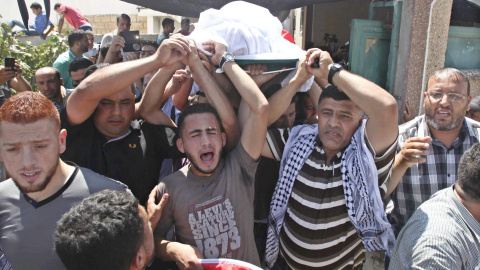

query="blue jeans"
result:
[79,25,92,31]
[8,20,40,36]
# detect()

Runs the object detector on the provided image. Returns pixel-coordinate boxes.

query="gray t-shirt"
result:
[0,165,129,270]
[156,143,260,266]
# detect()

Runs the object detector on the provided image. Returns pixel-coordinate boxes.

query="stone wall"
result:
[83,14,148,35]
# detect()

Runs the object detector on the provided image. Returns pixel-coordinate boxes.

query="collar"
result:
[420,115,473,148]
[315,136,344,164]
[105,129,132,144]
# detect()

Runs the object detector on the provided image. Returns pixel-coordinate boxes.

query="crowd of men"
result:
[1,2,480,270]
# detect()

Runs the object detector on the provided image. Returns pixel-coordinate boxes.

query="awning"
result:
[120,0,342,18]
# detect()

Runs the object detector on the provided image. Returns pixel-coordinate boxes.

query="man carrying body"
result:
[389,143,480,269]
[54,3,92,33]
[35,67,72,111]
[8,2,54,39]
[53,29,89,89]
[157,18,175,45]
[55,189,168,270]
[154,41,269,268]
[60,35,190,205]
[387,68,480,237]
[0,92,129,269]
[100,14,131,48]
[262,48,398,269]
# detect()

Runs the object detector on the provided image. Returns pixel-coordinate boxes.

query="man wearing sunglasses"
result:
[387,68,480,237]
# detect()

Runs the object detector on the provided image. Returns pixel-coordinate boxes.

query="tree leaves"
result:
[0,17,68,91]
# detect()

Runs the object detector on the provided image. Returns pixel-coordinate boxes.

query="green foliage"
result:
[0,19,68,91]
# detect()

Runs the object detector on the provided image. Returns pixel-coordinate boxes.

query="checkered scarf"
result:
[265,124,317,269]
[341,120,395,255]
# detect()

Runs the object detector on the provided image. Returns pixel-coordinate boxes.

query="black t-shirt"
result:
[60,106,184,204]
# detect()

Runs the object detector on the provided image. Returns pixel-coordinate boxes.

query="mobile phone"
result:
[4,57,15,71]
[119,31,141,52]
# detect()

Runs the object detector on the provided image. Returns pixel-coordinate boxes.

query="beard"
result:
[11,158,59,194]
[185,148,223,176]
[425,107,466,131]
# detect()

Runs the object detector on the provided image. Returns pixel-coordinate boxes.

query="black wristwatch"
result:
[219,52,235,71]
[328,63,344,85]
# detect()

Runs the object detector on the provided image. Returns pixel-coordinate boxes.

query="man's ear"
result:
[59,129,67,154]
[130,247,147,270]
[176,138,185,153]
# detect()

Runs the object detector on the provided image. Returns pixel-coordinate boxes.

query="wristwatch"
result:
[328,63,344,85]
[219,52,235,71]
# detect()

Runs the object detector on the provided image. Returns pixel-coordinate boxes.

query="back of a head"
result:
[54,190,143,270]
[69,58,94,73]
[0,92,60,133]
[177,103,224,136]
[68,29,86,47]
[429,68,470,95]
[456,143,480,201]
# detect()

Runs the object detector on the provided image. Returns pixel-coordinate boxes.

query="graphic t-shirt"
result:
[156,143,260,266]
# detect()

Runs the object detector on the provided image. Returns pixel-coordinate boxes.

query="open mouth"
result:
[200,151,214,164]
[20,171,40,181]
[437,110,451,118]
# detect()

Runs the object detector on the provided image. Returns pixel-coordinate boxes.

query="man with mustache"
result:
[387,68,480,237]
[59,36,190,205]
[262,48,398,269]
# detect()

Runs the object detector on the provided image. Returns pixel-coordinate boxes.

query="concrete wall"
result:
[84,14,148,35]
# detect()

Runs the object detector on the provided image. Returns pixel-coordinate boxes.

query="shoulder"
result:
[77,166,129,191]
[159,167,188,188]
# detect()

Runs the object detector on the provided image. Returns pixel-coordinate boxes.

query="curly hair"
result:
[54,190,144,270]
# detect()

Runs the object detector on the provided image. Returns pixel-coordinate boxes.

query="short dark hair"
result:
[117,13,131,23]
[162,18,174,27]
[84,63,109,78]
[54,3,61,10]
[99,44,110,59]
[429,68,470,96]
[141,40,158,50]
[30,2,42,9]
[177,103,225,136]
[68,58,94,73]
[181,18,190,25]
[54,190,144,270]
[67,29,86,47]
[318,84,351,106]
[455,143,480,201]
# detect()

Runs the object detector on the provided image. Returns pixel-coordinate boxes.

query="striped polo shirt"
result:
[267,127,395,269]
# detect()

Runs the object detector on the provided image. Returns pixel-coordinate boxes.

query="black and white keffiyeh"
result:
[265,121,395,269]
[265,124,317,269]
[341,119,395,255]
